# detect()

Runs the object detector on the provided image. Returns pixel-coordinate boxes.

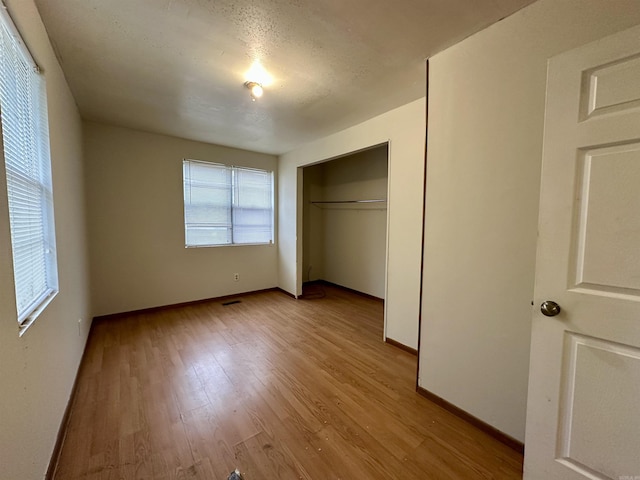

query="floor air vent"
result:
[222,299,241,306]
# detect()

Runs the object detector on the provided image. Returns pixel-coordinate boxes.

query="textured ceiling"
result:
[33,0,536,155]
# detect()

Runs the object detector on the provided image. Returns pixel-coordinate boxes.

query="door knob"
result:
[541,300,561,317]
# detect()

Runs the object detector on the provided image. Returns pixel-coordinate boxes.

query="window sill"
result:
[185,241,275,249]
[18,290,58,337]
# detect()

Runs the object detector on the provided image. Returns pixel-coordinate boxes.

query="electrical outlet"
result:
[233,273,240,282]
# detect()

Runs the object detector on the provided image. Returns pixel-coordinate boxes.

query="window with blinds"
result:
[183,159,274,247]
[0,6,58,331]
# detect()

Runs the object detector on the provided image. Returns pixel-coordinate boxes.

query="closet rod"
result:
[310,199,386,204]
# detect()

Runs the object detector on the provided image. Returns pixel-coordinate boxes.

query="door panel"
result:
[573,144,640,294]
[524,24,640,480]
[583,54,640,119]
[556,333,640,479]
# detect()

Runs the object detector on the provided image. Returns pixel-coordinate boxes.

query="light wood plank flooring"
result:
[54,285,523,479]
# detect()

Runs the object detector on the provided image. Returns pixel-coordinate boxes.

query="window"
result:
[0,7,58,331]
[183,159,274,247]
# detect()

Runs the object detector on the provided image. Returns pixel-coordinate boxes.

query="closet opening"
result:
[301,142,389,309]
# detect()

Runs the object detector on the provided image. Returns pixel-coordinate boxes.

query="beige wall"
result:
[302,147,388,298]
[421,0,640,442]
[84,122,278,316]
[0,1,92,478]
[303,163,325,282]
[279,98,425,349]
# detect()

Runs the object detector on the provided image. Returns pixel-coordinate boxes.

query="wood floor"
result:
[53,285,523,479]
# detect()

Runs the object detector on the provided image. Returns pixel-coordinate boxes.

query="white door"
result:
[524,25,640,480]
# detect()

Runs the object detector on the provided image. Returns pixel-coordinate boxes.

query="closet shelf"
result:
[310,199,387,210]
[310,199,386,204]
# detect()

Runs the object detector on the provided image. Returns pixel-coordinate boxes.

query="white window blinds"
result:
[183,159,273,247]
[0,6,58,327]
[232,166,274,244]
[183,160,233,246]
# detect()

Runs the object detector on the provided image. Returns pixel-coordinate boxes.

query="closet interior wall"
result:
[302,144,388,298]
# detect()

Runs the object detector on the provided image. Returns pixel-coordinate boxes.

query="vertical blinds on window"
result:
[183,159,273,246]
[0,6,58,325]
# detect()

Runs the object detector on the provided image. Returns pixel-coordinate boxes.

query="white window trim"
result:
[0,3,58,335]
[183,159,275,248]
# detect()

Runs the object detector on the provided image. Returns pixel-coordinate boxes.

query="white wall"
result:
[0,1,92,478]
[303,146,388,298]
[421,0,640,443]
[84,122,278,316]
[279,98,425,349]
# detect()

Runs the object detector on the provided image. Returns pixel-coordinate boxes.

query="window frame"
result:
[0,4,58,334]
[182,159,275,248]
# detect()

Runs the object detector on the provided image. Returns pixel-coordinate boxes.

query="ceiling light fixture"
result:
[245,81,263,101]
